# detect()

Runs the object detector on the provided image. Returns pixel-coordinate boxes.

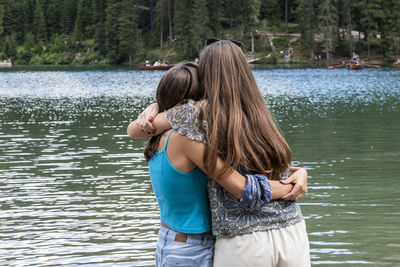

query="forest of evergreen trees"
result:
[0,0,399,65]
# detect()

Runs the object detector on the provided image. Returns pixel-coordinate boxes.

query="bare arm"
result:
[280,166,308,200]
[127,113,171,138]
[270,180,294,199]
[179,133,293,199]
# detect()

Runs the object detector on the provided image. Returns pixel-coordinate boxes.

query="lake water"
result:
[0,67,399,266]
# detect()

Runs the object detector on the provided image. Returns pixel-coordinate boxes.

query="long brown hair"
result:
[144,62,203,160]
[199,40,291,180]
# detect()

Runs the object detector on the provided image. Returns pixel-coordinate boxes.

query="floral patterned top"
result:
[165,100,303,236]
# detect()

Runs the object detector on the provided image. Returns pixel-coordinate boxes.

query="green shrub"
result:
[49,35,62,53]
[268,25,281,32]
[82,39,95,48]
[86,50,103,63]
[15,49,32,64]
[71,50,103,64]
[146,50,162,64]
[290,39,301,48]
[43,52,65,64]
[3,35,18,59]
[59,52,74,64]
[29,52,68,65]
[0,51,6,61]
[29,54,45,65]
[97,58,111,65]
[289,58,301,64]
[383,55,397,64]
[273,37,290,48]
[258,53,279,64]
[74,55,90,64]
[287,23,300,33]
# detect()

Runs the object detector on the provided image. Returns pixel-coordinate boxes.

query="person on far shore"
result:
[145,60,150,66]
[350,52,360,64]
[154,60,161,66]
[396,57,400,64]
[284,53,290,63]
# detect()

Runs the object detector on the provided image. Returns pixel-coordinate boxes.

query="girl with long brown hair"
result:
[199,40,310,266]
[128,62,300,266]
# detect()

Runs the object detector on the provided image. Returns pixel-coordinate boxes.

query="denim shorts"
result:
[155,226,215,267]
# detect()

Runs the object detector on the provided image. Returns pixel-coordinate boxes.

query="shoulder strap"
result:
[162,130,174,151]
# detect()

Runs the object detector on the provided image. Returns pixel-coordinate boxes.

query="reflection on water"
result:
[1,68,399,266]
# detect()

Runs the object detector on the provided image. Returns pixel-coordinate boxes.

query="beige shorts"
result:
[214,220,310,267]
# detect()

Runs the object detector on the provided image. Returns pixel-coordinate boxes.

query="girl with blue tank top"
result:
[128,63,301,267]
[129,63,215,266]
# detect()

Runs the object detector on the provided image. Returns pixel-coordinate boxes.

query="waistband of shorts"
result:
[159,225,215,245]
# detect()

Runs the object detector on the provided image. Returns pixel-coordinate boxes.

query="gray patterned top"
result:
[165,100,303,236]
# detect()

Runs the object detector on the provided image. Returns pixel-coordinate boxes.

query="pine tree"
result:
[46,0,62,36]
[342,0,354,57]
[32,0,47,43]
[167,0,173,44]
[24,32,35,51]
[3,34,17,58]
[73,0,92,43]
[260,0,281,27]
[149,0,155,38]
[297,0,318,58]
[22,0,35,37]
[105,0,122,63]
[318,0,338,60]
[174,0,192,59]
[95,0,107,56]
[284,0,289,32]
[230,0,261,49]
[380,0,400,57]
[3,0,24,41]
[231,0,246,41]
[244,0,261,53]
[155,0,167,48]
[0,0,4,36]
[119,0,138,65]
[191,0,210,56]
[356,0,384,58]
[60,0,77,35]
[207,0,223,35]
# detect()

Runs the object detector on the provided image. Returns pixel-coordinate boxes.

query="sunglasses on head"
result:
[204,38,244,51]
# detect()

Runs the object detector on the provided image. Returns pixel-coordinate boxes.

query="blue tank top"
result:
[149,130,211,234]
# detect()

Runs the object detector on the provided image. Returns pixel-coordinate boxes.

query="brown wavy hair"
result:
[199,40,291,180]
[144,62,203,160]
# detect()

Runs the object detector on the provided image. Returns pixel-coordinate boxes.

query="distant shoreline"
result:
[1,62,397,72]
